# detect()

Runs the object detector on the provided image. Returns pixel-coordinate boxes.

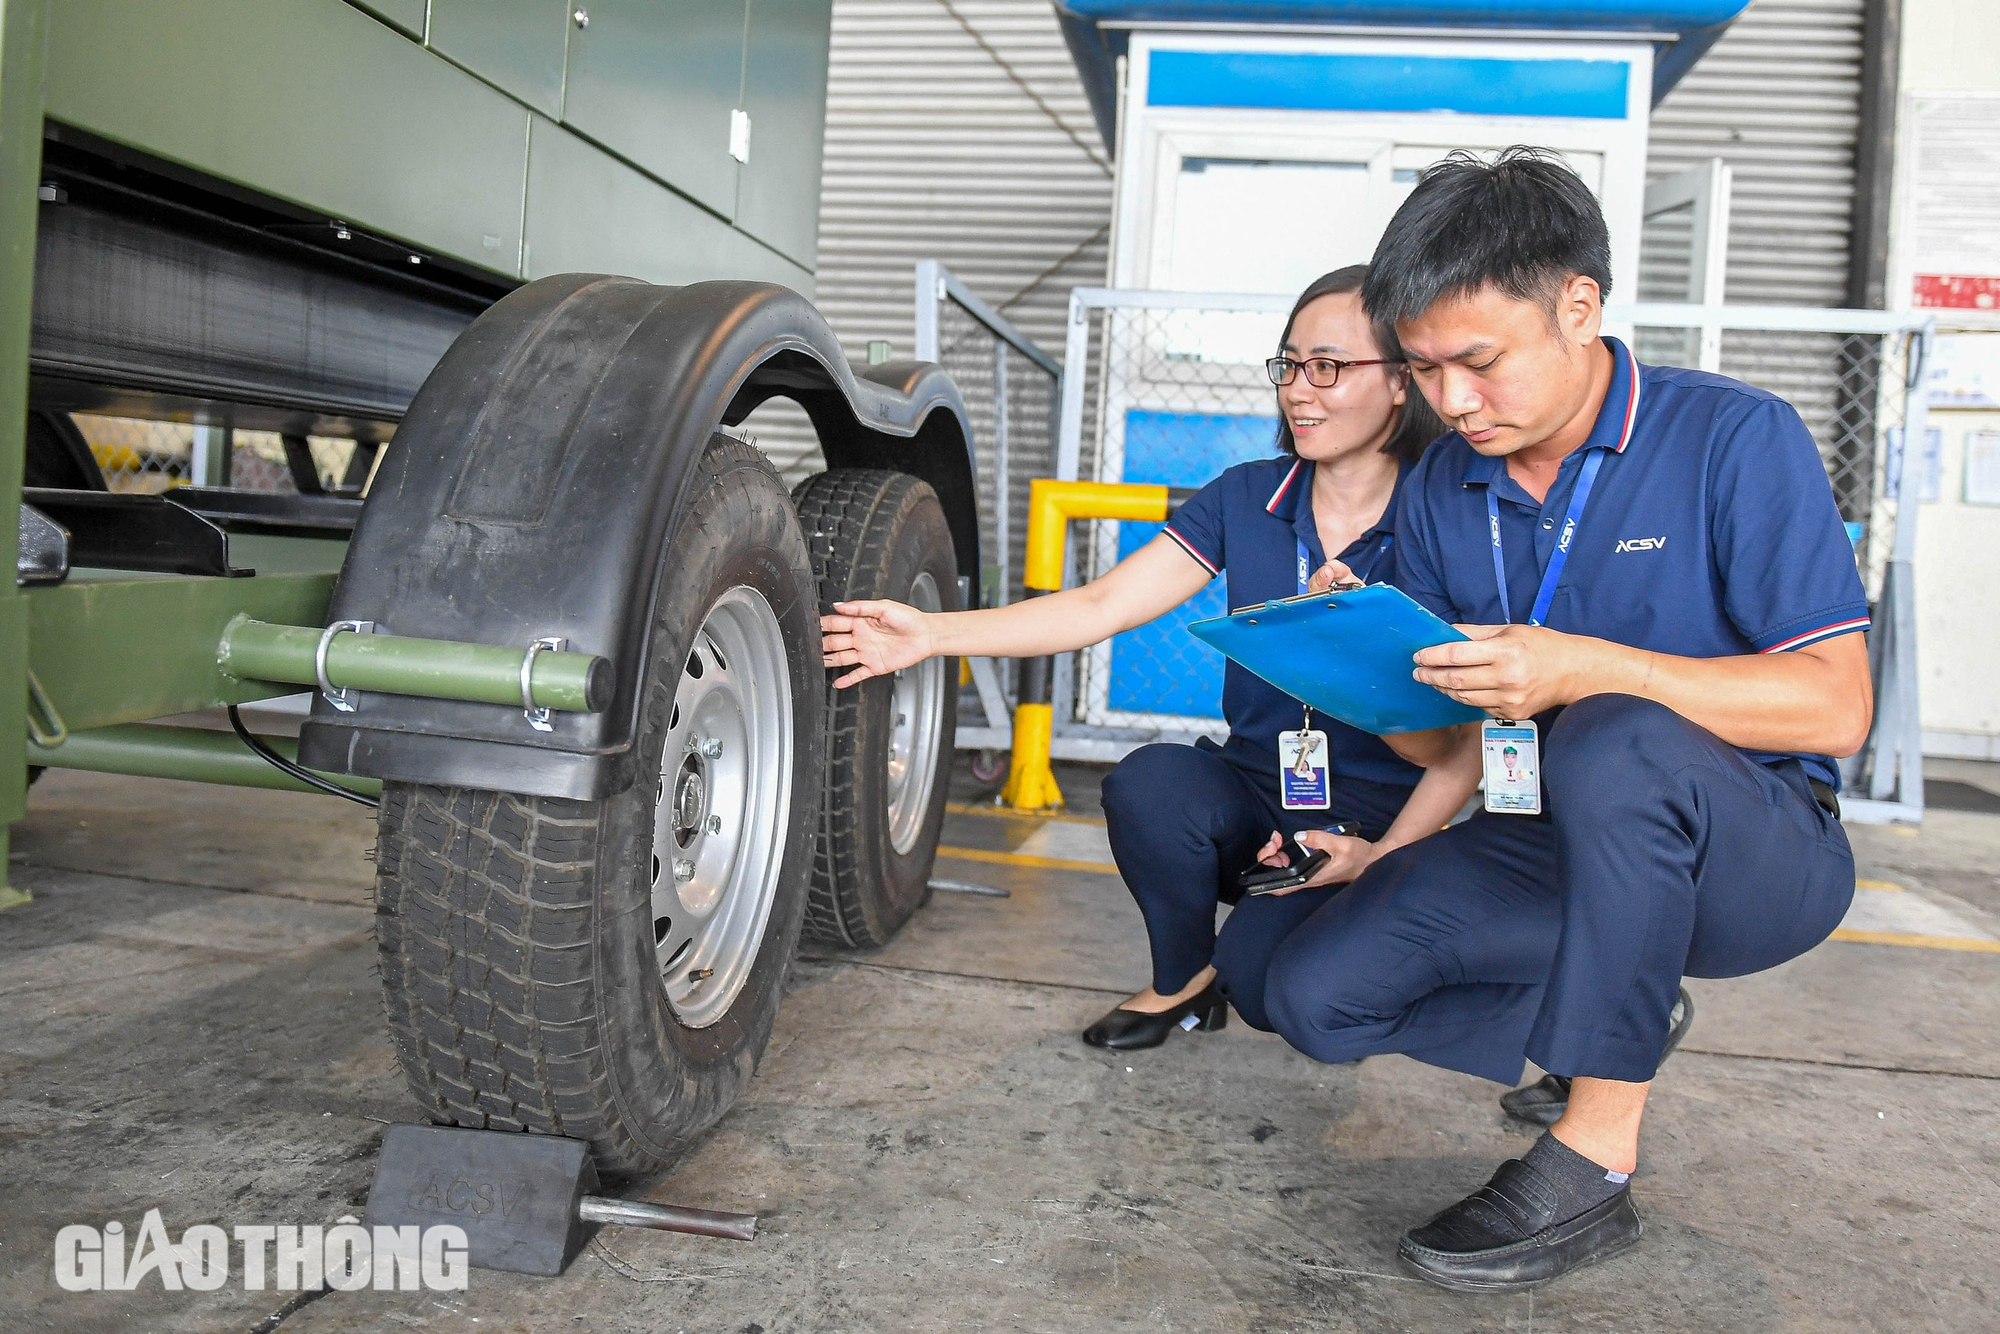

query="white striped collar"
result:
[1264,458,1305,514]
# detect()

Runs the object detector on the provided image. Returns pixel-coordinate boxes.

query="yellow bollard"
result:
[999,702,1064,810]
[995,479,1189,812]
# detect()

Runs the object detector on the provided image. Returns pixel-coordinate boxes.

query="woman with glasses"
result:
[819,265,1476,1050]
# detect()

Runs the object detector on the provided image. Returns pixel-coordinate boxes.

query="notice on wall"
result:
[1965,432,2000,507]
[1908,95,2000,310]
[1927,334,2000,408]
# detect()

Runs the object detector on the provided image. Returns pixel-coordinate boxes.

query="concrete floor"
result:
[4,758,1999,1332]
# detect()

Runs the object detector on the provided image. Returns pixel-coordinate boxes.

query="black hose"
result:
[227,705,381,809]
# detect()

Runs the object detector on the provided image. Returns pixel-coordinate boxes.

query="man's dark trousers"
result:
[1234,694,1856,1084]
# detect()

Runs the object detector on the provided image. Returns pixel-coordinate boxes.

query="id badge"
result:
[1278,729,1331,810]
[1482,720,1541,815]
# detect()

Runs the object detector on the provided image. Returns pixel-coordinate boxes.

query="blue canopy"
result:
[1054,0,1751,148]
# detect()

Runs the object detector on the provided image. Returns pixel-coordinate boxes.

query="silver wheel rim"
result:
[649,586,793,1029]
[885,571,945,855]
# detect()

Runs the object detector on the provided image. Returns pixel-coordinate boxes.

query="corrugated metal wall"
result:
[741,0,1112,482]
[1642,0,1866,308]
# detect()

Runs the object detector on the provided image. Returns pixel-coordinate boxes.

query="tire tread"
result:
[376,784,639,1159]
[792,469,954,947]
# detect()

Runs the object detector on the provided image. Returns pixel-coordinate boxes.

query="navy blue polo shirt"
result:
[1164,456,1421,788]
[1396,337,1870,790]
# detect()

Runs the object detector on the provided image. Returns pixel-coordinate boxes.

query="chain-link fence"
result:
[1054,290,1296,758]
[60,413,382,495]
[1622,301,1932,817]
[1031,287,1931,818]
[913,262,1063,753]
[1622,307,1930,615]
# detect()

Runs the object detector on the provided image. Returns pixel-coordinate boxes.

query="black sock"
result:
[1521,1132,1630,1223]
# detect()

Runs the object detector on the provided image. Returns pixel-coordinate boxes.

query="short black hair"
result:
[1362,147,1612,326]
[1274,264,1445,465]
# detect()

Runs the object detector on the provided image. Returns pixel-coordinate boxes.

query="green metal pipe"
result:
[217,615,612,712]
[27,723,384,798]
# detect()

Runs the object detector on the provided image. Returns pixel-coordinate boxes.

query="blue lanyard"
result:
[1296,533,1392,595]
[1487,449,1605,627]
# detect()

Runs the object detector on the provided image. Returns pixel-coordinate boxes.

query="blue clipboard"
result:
[1187,583,1485,735]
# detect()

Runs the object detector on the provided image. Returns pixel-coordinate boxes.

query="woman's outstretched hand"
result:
[820,599,937,687]
[1252,827,1379,893]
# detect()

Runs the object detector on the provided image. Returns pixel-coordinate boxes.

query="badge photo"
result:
[1482,720,1541,815]
[1279,728,1331,810]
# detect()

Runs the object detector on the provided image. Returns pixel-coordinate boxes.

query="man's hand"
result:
[1411,623,1601,719]
[1252,828,1380,893]
[1306,558,1359,593]
[820,599,936,688]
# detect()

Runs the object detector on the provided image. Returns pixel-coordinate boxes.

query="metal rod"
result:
[577,1195,758,1242]
[25,722,384,797]
[913,258,941,363]
[1063,286,1939,337]
[929,878,1010,898]
[218,616,610,713]
[993,337,1010,606]
[935,264,1062,377]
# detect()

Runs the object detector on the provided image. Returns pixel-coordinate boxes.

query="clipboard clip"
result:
[1236,579,1369,615]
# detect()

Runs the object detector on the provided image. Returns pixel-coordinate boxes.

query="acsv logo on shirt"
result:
[1614,536,1668,553]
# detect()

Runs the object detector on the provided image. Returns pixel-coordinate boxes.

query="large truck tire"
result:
[793,469,960,947]
[372,436,823,1176]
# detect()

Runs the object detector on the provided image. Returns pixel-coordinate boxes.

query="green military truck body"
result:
[47,0,826,289]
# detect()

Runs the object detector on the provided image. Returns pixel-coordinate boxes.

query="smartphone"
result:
[1237,823,1360,896]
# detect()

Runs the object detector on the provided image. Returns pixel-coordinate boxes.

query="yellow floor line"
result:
[1830,928,2000,954]
[947,802,1107,827]
[936,845,1121,876]
[933,853,1992,948]
[1855,878,1904,892]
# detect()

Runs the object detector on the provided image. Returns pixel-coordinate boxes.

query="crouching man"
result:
[1248,148,1872,1290]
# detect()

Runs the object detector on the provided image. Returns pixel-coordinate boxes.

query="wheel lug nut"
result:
[699,737,723,759]
[706,814,722,835]
[673,858,695,881]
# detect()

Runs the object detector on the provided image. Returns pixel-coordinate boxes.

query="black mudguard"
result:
[296,275,979,801]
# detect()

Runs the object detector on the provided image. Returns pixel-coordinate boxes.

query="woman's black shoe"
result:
[1081,985,1227,1050]
[1500,986,1695,1127]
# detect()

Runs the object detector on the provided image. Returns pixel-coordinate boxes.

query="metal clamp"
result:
[522,636,566,732]
[316,620,376,712]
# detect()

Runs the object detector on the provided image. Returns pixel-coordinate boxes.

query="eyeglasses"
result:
[1264,356,1401,388]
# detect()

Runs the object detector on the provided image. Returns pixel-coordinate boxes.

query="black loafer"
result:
[1398,1158,1642,1292]
[1498,1072,1572,1127]
[1081,984,1227,1050]
[1501,986,1695,1127]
